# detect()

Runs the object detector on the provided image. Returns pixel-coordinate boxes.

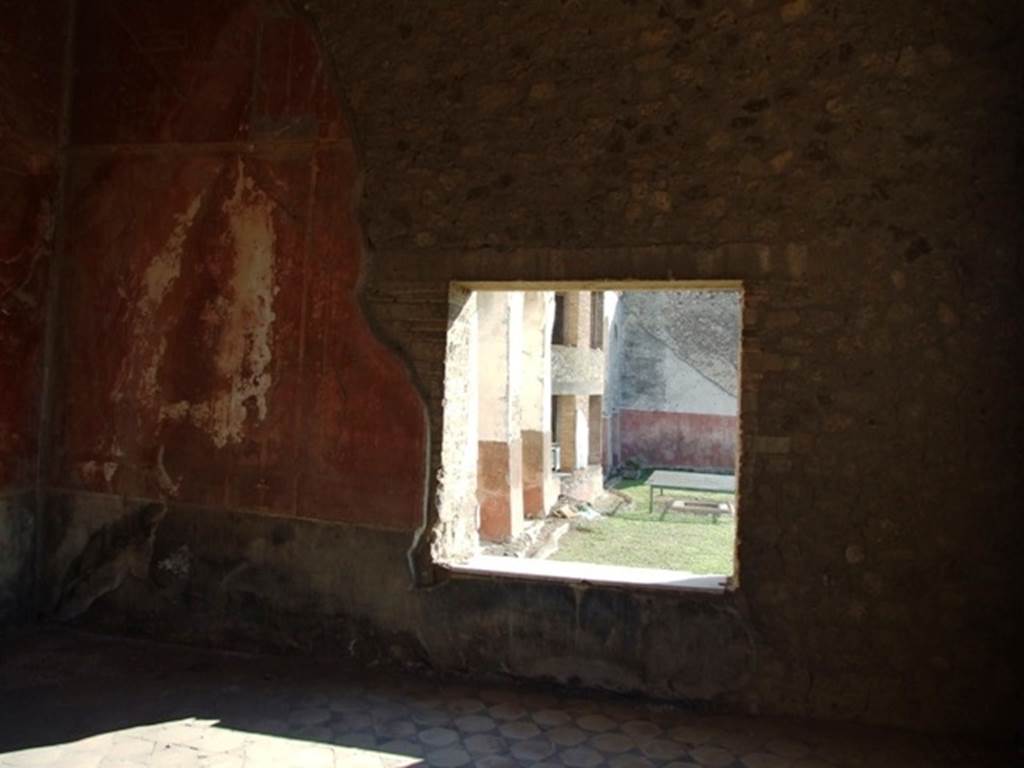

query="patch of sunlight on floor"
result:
[0,719,425,768]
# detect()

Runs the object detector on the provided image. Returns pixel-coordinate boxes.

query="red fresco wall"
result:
[49,1,426,529]
[616,410,737,474]
[0,1,68,490]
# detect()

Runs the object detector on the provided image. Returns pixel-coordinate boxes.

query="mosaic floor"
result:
[0,629,1011,768]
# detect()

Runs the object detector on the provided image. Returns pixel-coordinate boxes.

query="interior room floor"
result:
[0,628,1011,768]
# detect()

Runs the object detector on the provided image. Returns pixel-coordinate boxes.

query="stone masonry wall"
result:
[609,291,739,471]
[614,291,740,414]
[307,0,1024,733]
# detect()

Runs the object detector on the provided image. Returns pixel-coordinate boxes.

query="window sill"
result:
[444,555,730,594]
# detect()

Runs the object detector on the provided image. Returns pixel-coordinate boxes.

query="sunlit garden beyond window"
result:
[551,471,736,574]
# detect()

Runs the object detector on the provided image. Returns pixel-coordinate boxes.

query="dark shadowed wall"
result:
[0,0,70,620]
[316,0,1024,733]
[15,0,1024,739]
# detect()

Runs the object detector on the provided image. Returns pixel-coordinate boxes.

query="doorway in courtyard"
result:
[440,285,742,586]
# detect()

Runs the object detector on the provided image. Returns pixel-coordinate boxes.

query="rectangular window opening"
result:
[438,284,742,592]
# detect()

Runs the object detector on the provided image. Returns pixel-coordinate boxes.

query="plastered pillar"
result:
[476,292,524,540]
[520,292,556,517]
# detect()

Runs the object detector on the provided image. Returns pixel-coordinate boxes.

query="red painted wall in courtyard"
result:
[49,1,426,529]
[615,410,737,474]
[0,1,68,490]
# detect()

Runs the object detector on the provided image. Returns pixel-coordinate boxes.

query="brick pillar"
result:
[561,291,591,348]
[588,394,603,466]
[556,394,588,471]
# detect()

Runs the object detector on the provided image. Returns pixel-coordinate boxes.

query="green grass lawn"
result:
[550,471,736,574]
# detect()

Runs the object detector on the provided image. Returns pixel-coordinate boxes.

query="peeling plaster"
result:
[210,159,278,446]
[156,545,191,579]
[77,460,119,490]
[157,162,279,448]
[111,161,282,450]
[144,196,200,309]
[112,193,203,407]
[155,444,180,498]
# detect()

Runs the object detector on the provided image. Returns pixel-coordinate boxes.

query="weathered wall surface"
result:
[551,344,605,396]
[0,493,34,620]
[609,291,740,470]
[42,489,754,703]
[47,0,426,529]
[309,0,1023,735]
[615,410,737,473]
[28,0,1024,740]
[614,292,739,415]
[0,0,69,619]
[434,287,478,560]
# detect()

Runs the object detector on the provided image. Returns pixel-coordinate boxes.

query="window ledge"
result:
[444,555,729,593]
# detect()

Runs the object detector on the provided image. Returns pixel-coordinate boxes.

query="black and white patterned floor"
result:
[0,629,1008,768]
